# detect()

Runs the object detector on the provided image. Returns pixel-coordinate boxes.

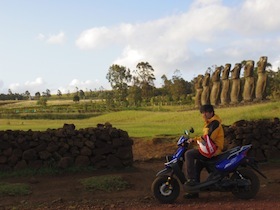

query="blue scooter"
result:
[151,128,267,203]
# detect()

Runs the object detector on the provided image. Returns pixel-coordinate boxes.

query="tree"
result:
[135,62,155,86]
[267,68,280,99]
[160,74,172,103]
[161,70,192,104]
[127,85,142,106]
[161,74,172,90]
[106,64,132,105]
[35,92,41,100]
[56,89,62,98]
[46,89,51,97]
[42,89,51,98]
[79,90,85,99]
[170,70,192,102]
[75,87,79,95]
[25,90,31,99]
[57,89,62,98]
[104,91,115,109]
[73,95,80,103]
[89,89,93,98]
[37,97,47,107]
[134,62,156,102]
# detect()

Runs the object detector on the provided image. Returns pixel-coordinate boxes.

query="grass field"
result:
[0,101,279,138]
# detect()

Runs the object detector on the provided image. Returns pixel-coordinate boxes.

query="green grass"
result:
[0,101,279,138]
[0,166,98,179]
[0,182,31,196]
[80,175,129,192]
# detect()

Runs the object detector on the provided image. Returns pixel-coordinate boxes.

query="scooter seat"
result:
[206,146,242,164]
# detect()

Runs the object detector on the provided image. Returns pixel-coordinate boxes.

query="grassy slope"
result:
[0,101,279,138]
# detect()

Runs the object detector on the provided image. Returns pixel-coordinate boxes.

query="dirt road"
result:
[1,138,280,209]
[0,159,279,210]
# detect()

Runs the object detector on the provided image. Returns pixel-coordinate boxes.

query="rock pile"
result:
[223,118,280,162]
[0,123,133,171]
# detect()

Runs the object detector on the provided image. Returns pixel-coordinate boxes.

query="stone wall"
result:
[223,118,280,162]
[1,119,279,171]
[0,123,133,171]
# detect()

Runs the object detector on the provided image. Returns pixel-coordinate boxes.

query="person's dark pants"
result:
[184,149,209,182]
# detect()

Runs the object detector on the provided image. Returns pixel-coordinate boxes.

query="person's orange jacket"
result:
[193,114,224,156]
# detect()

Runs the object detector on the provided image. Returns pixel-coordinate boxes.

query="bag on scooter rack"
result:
[197,135,217,158]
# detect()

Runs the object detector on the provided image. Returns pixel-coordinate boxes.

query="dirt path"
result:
[0,160,279,210]
[0,138,280,209]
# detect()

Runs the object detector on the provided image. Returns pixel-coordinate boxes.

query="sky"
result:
[1,0,280,95]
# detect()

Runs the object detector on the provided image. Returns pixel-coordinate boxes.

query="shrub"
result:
[0,182,31,196]
[80,175,129,192]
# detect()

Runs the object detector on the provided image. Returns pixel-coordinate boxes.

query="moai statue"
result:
[210,66,222,106]
[230,63,242,104]
[242,60,255,102]
[220,63,231,105]
[194,74,204,108]
[255,56,268,101]
[201,72,210,105]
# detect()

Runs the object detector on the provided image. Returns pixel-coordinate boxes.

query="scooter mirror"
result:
[189,127,194,133]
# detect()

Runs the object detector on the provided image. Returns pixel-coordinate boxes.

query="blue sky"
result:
[0,0,280,95]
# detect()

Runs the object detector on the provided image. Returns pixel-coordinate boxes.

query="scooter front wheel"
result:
[151,175,180,204]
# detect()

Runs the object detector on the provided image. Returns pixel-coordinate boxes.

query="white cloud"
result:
[113,46,145,69]
[75,0,280,76]
[37,31,65,45]
[47,32,65,44]
[24,77,44,87]
[271,56,280,71]
[8,77,46,95]
[36,33,45,41]
[5,77,105,95]
[204,48,214,53]
[66,79,103,93]
[75,27,112,49]
[74,0,235,80]
[69,79,93,87]
[8,83,21,93]
[237,0,280,34]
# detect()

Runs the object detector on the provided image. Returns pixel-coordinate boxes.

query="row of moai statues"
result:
[194,56,268,107]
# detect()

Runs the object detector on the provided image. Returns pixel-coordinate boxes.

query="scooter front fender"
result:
[156,162,186,184]
[156,167,172,177]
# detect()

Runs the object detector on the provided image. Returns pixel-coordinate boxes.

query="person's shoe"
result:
[184,179,196,186]
[183,193,199,199]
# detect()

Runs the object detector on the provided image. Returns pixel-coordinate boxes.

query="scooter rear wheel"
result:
[151,175,180,204]
[230,168,260,199]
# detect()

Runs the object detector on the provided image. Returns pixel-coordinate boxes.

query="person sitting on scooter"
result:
[184,104,224,199]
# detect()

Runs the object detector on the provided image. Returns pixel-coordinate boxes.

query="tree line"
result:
[106,62,193,107]
[1,61,280,108]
